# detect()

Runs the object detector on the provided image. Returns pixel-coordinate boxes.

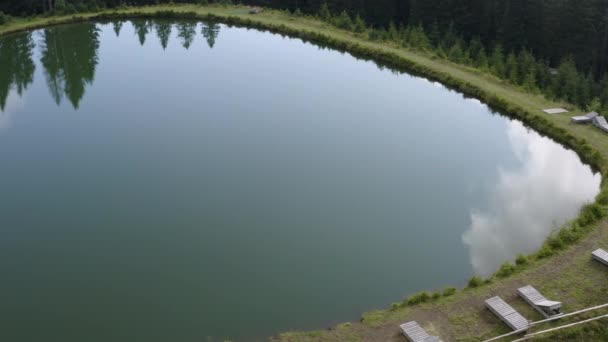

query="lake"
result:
[0,20,601,341]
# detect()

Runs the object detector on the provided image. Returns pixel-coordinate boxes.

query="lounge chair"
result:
[543,108,568,114]
[400,321,442,342]
[593,116,608,133]
[571,111,599,123]
[485,296,529,331]
[592,248,608,266]
[517,285,563,318]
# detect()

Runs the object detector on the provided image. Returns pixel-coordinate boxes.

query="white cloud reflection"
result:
[462,120,601,276]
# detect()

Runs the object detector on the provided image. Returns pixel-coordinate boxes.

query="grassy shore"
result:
[2,4,608,341]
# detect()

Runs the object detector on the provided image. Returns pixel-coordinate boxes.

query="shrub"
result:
[431,291,442,300]
[468,276,483,288]
[443,287,457,297]
[390,302,405,311]
[515,254,529,266]
[0,11,10,26]
[496,261,516,278]
[537,244,555,259]
[577,203,606,226]
[406,291,431,305]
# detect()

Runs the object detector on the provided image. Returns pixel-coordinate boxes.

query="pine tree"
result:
[428,20,440,47]
[336,10,353,30]
[490,44,506,78]
[588,97,602,112]
[448,42,464,63]
[474,47,489,70]
[553,56,580,104]
[318,2,331,22]
[387,21,399,41]
[353,14,366,33]
[411,24,430,51]
[523,69,538,92]
[506,51,519,84]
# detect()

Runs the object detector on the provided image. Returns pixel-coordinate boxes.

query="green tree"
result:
[506,51,519,84]
[448,42,464,63]
[474,47,489,70]
[318,2,331,22]
[54,0,66,12]
[387,21,399,41]
[353,14,366,33]
[523,69,538,91]
[410,24,431,51]
[428,20,440,47]
[553,56,580,104]
[335,10,353,30]
[490,44,506,77]
[0,11,10,25]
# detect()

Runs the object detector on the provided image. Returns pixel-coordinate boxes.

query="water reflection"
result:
[40,23,100,109]
[0,33,35,111]
[112,20,123,37]
[462,120,601,276]
[0,20,225,112]
[154,21,172,50]
[0,90,25,131]
[132,20,151,46]
[202,22,220,48]
[176,22,197,49]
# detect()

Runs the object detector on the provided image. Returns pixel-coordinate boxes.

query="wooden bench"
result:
[400,321,442,342]
[517,285,563,318]
[592,248,608,266]
[485,296,529,331]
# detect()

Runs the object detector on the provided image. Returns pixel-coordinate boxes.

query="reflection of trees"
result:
[132,20,150,46]
[40,23,100,109]
[112,21,123,37]
[201,22,220,49]
[154,21,172,50]
[177,21,197,49]
[0,33,35,111]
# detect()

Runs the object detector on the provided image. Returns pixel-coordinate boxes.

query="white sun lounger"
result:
[400,321,442,342]
[571,111,599,123]
[543,108,568,114]
[485,296,529,331]
[593,116,608,133]
[517,285,563,318]
[592,248,608,266]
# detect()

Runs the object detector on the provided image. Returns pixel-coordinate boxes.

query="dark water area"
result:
[0,20,600,341]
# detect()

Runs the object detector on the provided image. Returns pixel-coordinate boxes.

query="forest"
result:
[1,0,608,112]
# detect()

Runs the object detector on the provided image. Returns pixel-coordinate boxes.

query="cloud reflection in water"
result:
[462,120,601,276]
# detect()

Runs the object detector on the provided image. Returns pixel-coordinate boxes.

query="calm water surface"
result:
[0,21,601,341]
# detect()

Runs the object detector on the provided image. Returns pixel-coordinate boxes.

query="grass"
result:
[2,4,608,341]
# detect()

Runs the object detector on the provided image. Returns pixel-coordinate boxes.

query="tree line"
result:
[0,0,607,112]
[4,0,605,77]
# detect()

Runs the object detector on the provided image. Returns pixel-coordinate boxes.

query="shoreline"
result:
[2,4,608,341]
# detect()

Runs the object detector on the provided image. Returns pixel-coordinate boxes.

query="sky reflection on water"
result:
[463,120,601,276]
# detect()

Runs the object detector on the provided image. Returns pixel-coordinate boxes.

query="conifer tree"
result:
[506,51,519,84]
[490,44,506,77]
[318,2,331,22]
[353,14,366,33]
